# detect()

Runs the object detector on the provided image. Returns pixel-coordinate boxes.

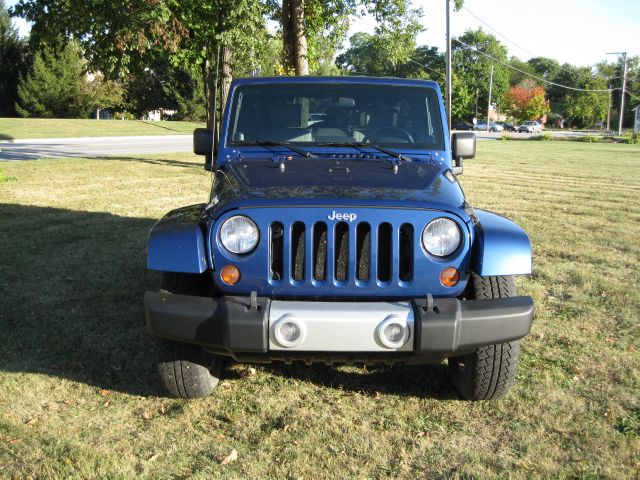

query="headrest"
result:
[269,103,303,128]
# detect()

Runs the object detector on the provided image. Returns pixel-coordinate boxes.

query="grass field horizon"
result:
[0,142,638,478]
[0,118,204,140]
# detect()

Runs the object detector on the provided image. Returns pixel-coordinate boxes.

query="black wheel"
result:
[157,337,222,399]
[447,274,521,400]
[156,272,223,398]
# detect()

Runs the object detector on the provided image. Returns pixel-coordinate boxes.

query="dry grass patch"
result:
[0,143,638,478]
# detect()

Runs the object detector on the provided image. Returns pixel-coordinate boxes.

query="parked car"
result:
[144,76,534,401]
[452,121,474,131]
[498,121,517,132]
[518,121,543,133]
[474,121,504,132]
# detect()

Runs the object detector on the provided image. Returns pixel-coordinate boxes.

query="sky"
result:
[351,0,640,67]
[7,0,640,67]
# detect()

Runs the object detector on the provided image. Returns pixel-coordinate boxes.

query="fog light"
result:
[280,322,301,342]
[220,265,241,285]
[383,323,404,343]
[272,315,306,348]
[376,315,410,349]
[440,267,459,287]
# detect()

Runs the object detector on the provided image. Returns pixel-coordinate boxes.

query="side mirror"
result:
[193,128,216,171]
[193,128,213,155]
[451,131,476,175]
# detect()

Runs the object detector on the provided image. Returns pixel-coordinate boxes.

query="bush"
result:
[580,135,599,143]
[621,133,639,145]
[530,133,554,141]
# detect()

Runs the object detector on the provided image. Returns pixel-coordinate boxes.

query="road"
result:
[0,135,192,161]
[1,130,592,160]
[465,130,590,140]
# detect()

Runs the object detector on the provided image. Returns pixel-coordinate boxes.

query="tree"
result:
[504,81,550,121]
[0,0,28,116]
[452,29,509,119]
[15,42,92,118]
[527,56,560,81]
[13,0,273,127]
[547,64,609,128]
[87,73,124,119]
[336,32,387,75]
[368,0,423,75]
[507,57,535,87]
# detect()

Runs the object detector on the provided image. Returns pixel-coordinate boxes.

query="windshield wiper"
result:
[237,140,315,158]
[316,142,412,162]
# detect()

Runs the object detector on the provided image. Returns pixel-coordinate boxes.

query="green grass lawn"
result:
[0,142,638,478]
[0,118,204,140]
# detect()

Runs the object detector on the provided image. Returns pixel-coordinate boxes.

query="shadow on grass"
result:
[0,133,14,141]
[105,156,202,169]
[0,203,458,400]
[139,120,186,133]
[0,204,163,396]
[257,362,459,400]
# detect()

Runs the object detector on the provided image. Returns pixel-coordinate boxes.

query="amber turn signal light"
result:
[220,265,241,285]
[440,267,459,287]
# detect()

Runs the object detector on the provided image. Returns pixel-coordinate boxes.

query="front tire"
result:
[157,338,222,399]
[447,274,521,400]
[156,272,223,398]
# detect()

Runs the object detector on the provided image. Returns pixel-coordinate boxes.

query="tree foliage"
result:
[0,0,28,116]
[547,64,609,128]
[505,82,550,121]
[16,42,92,118]
[452,29,509,119]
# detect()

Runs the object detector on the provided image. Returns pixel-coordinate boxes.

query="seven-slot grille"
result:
[269,220,414,286]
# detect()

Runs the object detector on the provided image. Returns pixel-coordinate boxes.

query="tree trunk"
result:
[282,0,309,75]
[282,0,294,73]
[292,0,309,75]
[221,45,233,111]
[203,55,217,130]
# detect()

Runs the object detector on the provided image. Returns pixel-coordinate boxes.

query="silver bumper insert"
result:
[268,300,414,352]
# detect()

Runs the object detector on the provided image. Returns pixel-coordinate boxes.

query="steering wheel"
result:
[363,127,414,144]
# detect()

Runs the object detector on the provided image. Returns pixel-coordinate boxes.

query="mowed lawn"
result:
[0,142,638,478]
[0,118,204,140]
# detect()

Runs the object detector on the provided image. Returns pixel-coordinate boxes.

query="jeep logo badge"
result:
[328,210,357,222]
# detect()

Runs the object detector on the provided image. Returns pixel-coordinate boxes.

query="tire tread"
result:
[156,272,221,399]
[448,273,521,400]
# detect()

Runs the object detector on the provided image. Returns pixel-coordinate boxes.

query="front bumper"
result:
[144,293,534,363]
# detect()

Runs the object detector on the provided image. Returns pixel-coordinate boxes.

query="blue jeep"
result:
[144,76,534,400]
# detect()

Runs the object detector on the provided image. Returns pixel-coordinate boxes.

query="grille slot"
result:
[377,222,393,282]
[291,222,306,281]
[356,223,371,281]
[334,222,349,282]
[269,218,414,287]
[313,222,327,281]
[270,222,284,280]
[399,223,414,282]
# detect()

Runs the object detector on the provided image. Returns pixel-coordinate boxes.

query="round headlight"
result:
[422,217,461,257]
[220,215,259,254]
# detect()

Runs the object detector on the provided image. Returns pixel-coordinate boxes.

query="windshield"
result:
[226,82,445,150]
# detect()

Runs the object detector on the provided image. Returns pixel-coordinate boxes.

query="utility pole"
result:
[486,64,494,131]
[607,51,628,135]
[606,85,611,132]
[445,0,452,132]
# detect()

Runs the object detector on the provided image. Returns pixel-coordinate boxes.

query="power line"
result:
[460,6,537,58]
[453,38,616,93]
[408,58,442,76]
[625,88,640,103]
